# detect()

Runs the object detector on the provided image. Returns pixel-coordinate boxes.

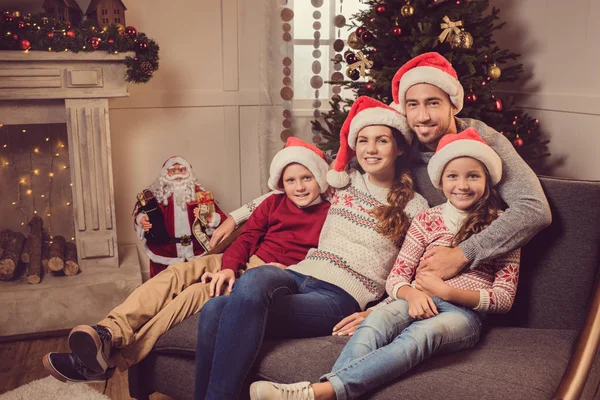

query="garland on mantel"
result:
[0,10,159,83]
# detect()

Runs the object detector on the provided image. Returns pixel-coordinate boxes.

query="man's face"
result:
[405,83,458,151]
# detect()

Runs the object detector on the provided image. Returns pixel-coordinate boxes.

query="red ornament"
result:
[465,92,478,103]
[89,36,101,49]
[2,12,13,22]
[513,138,523,147]
[19,39,31,50]
[125,26,137,37]
[356,26,367,38]
[47,32,54,39]
[345,52,357,64]
[391,26,402,36]
[365,82,374,91]
[17,21,25,29]
[375,4,387,15]
[137,40,148,52]
[12,34,18,40]
[108,38,115,44]
[66,30,75,38]
[494,98,503,112]
[360,30,374,43]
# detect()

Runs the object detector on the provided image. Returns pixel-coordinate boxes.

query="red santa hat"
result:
[391,52,464,115]
[268,137,330,193]
[427,128,502,189]
[327,96,411,189]
[161,156,192,176]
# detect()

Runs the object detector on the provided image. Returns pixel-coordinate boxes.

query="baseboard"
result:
[0,328,70,343]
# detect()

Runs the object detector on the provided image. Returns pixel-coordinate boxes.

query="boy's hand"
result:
[415,271,450,300]
[405,289,438,320]
[209,216,236,247]
[201,269,236,297]
[416,246,468,280]
[140,215,152,232]
[332,310,372,336]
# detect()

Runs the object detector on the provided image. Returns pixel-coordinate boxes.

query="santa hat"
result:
[391,52,464,115]
[268,137,330,194]
[327,96,411,189]
[427,128,502,189]
[161,156,192,176]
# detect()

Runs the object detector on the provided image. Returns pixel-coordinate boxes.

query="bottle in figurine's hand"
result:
[136,189,170,243]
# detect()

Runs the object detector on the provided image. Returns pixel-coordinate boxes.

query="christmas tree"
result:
[312,0,550,171]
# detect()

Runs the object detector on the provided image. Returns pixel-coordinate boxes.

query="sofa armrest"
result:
[206,222,245,255]
[554,270,600,399]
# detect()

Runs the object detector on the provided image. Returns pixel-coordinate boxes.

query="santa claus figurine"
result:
[134,156,227,277]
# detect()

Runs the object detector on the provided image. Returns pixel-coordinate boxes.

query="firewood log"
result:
[0,232,25,280]
[41,230,50,272]
[21,238,31,263]
[48,235,66,272]
[0,229,12,259]
[63,242,79,276]
[26,216,44,284]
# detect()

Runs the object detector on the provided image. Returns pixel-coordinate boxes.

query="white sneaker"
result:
[250,380,315,400]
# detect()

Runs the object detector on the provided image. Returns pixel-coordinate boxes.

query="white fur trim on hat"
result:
[348,107,413,148]
[268,146,330,193]
[326,169,350,189]
[161,156,192,177]
[397,66,464,115]
[427,140,502,189]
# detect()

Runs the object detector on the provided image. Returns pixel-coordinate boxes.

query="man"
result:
[135,156,226,277]
[389,52,551,279]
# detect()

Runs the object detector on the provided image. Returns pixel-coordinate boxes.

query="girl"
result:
[193,97,429,400]
[251,128,521,400]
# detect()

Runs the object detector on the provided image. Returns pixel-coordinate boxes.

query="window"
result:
[291,0,368,109]
[117,9,120,14]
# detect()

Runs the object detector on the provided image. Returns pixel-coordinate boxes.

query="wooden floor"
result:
[0,335,174,400]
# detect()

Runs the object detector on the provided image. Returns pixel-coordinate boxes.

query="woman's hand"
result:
[415,271,450,300]
[209,215,235,247]
[201,269,236,297]
[140,215,152,232]
[332,310,372,336]
[405,289,438,320]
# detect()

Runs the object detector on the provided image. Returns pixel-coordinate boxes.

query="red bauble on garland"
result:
[89,36,101,49]
[391,26,402,36]
[375,4,387,16]
[465,92,477,103]
[356,26,367,38]
[513,137,523,147]
[137,40,148,52]
[19,39,31,50]
[47,32,54,38]
[360,30,374,43]
[125,26,137,37]
[17,21,24,29]
[66,30,75,38]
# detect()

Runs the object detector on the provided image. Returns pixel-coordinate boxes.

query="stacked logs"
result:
[0,217,79,283]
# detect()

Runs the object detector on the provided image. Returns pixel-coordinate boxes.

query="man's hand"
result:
[332,310,372,336]
[414,271,451,300]
[404,289,438,320]
[209,215,236,248]
[416,246,468,280]
[140,215,152,232]
[201,269,236,297]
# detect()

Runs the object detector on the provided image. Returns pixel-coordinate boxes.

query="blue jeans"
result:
[193,265,360,400]
[321,297,483,400]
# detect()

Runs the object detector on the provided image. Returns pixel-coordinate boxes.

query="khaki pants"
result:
[98,253,265,370]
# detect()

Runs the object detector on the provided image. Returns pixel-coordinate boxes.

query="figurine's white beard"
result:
[150,173,197,210]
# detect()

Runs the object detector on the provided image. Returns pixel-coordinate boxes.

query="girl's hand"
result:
[332,310,372,336]
[209,215,236,247]
[140,215,152,232]
[405,289,438,320]
[201,269,236,297]
[415,271,451,300]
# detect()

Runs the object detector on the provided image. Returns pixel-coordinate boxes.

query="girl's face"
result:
[281,163,321,208]
[441,157,487,211]
[355,125,403,183]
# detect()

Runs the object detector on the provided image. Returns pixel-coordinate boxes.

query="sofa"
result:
[128,168,600,400]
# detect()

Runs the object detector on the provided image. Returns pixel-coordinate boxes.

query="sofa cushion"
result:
[149,314,577,399]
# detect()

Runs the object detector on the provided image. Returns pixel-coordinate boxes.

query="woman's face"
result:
[355,125,403,181]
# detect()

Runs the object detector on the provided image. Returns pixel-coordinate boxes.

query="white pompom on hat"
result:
[427,128,502,189]
[268,137,330,194]
[326,96,412,189]
[161,156,192,176]
[391,52,464,115]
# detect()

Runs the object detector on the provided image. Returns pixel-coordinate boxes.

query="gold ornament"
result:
[12,11,21,18]
[115,23,125,35]
[400,4,415,17]
[347,31,364,50]
[439,15,463,43]
[449,30,473,49]
[488,63,502,79]
[348,51,374,77]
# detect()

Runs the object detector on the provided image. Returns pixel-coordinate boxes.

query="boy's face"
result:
[281,163,321,208]
[405,83,457,151]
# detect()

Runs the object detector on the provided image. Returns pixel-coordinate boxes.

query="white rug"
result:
[0,376,110,400]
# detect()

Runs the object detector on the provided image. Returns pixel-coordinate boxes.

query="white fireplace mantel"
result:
[0,51,136,268]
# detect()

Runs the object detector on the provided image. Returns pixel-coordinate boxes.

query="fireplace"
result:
[0,51,141,337]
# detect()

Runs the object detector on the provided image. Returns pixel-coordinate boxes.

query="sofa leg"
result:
[128,361,153,400]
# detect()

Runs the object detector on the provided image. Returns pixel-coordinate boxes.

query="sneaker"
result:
[250,381,315,400]
[68,325,113,374]
[42,352,114,383]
